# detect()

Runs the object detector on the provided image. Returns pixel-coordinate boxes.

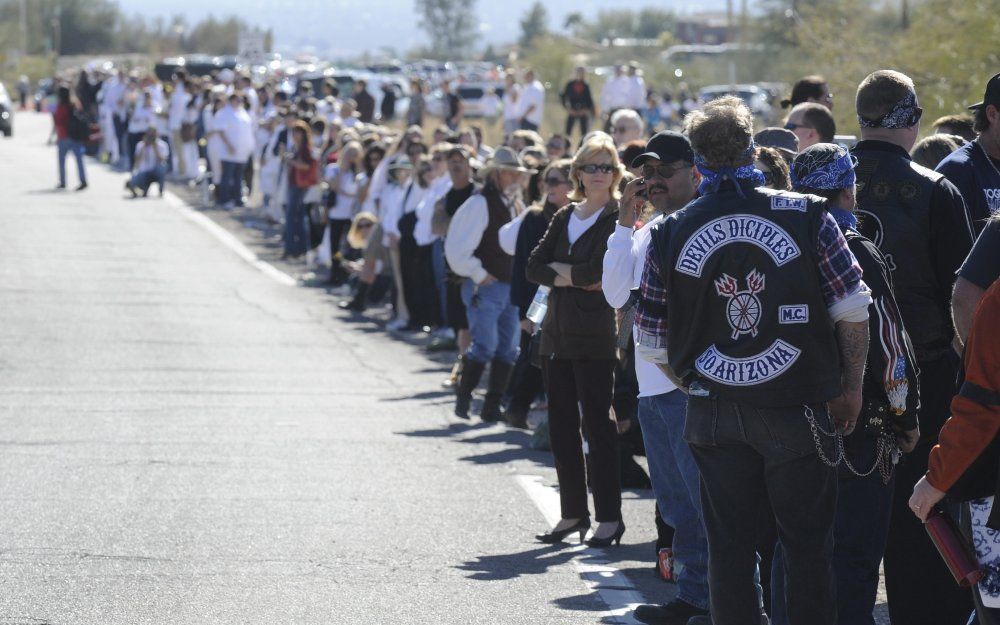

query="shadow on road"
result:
[457,543,578,581]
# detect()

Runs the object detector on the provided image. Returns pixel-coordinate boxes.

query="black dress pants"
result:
[542,357,620,522]
[398,235,440,328]
[884,355,973,625]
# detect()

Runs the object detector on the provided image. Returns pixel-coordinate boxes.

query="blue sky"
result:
[117,0,731,58]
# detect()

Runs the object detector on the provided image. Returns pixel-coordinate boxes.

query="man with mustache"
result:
[602,131,709,625]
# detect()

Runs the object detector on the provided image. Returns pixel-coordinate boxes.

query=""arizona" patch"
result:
[695,340,802,386]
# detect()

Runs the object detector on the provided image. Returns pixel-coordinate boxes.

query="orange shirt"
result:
[926,279,1000,491]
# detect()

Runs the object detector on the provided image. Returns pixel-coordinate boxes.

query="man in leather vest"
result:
[445,147,535,421]
[852,70,975,625]
[636,96,872,625]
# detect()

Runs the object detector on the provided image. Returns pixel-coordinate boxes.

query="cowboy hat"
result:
[480,146,538,176]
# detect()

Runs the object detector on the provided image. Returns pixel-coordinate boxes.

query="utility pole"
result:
[901,0,910,29]
[19,0,28,57]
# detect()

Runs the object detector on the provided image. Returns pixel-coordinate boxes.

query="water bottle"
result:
[526,286,550,325]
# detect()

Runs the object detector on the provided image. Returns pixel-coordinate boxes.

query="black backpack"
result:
[68,109,91,142]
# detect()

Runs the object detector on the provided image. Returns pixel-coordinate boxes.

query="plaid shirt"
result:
[636,210,863,350]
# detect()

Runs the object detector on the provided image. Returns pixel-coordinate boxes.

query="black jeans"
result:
[685,395,838,625]
[884,355,973,624]
[565,113,590,139]
[542,357,620,522]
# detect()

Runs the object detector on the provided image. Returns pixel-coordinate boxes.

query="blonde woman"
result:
[324,140,363,284]
[526,132,624,546]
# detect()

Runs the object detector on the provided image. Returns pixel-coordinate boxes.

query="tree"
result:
[519,2,549,49]
[414,0,478,59]
[564,12,584,33]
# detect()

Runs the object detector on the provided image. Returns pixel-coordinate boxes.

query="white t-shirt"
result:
[128,104,155,133]
[567,207,603,245]
[502,84,522,121]
[133,138,169,173]
[521,80,545,126]
[325,164,360,220]
[168,85,188,130]
[213,105,255,163]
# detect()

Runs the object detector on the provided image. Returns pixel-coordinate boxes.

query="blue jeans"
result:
[57,138,87,187]
[131,164,166,195]
[284,185,310,257]
[219,160,245,206]
[460,279,519,364]
[431,239,448,327]
[638,391,710,611]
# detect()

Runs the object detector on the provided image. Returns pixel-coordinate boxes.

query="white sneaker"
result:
[386,317,410,332]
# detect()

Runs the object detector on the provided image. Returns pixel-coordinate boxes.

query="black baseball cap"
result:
[969,72,1000,110]
[631,131,694,168]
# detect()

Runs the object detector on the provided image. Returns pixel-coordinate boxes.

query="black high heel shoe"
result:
[535,518,591,544]
[585,521,625,547]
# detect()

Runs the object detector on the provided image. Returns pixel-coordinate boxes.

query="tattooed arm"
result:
[828,320,869,434]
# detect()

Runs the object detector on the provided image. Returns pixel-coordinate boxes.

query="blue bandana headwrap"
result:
[858,91,922,129]
[694,141,766,198]
[791,143,858,192]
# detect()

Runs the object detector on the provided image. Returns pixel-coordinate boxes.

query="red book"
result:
[925,506,984,587]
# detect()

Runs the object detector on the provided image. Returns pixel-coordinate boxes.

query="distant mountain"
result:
[117,0,729,58]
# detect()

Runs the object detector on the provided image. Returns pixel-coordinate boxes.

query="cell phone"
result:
[635,178,648,199]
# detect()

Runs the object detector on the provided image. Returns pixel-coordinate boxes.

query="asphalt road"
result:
[0,113,670,624]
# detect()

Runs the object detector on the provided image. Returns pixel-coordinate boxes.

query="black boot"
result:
[454,358,486,419]
[338,281,370,312]
[480,360,515,422]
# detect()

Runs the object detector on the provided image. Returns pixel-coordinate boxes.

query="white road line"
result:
[515,474,644,624]
[162,191,297,287]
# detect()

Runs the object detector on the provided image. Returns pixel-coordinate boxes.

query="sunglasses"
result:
[641,163,687,179]
[357,221,374,229]
[578,163,615,175]
[784,122,814,131]
[544,176,569,186]
[613,126,631,134]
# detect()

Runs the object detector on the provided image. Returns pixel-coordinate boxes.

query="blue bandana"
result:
[829,206,858,231]
[694,142,766,198]
[791,144,858,191]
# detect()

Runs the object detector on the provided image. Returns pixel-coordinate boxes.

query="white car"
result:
[697,84,774,122]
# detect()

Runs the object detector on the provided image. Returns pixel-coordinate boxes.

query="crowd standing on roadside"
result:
[41,58,1000,625]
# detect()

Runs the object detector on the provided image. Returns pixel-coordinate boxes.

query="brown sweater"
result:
[927,280,1000,491]
[526,201,619,360]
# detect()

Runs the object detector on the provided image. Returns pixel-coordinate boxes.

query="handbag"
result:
[307,202,328,250]
[293,158,319,188]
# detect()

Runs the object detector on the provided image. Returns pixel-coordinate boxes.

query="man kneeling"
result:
[127,127,168,198]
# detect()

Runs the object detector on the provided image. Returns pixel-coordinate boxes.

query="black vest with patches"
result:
[654,183,842,407]
[853,144,949,361]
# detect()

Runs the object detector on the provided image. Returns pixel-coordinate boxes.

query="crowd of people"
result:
[45,60,1000,625]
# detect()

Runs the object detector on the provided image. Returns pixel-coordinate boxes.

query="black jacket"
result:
[527,202,619,360]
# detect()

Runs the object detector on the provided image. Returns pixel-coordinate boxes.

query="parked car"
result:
[427,81,505,119]
[154,55,238,81]
[0,82,13,137]
[697,84,775,123]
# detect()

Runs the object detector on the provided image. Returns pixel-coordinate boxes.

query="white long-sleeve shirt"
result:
[600,75,633,111]
[415,175,452,246]
[445,192,515,285]
[602,215,677,397]
[498,211,527,256]
[383,180,427,240]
